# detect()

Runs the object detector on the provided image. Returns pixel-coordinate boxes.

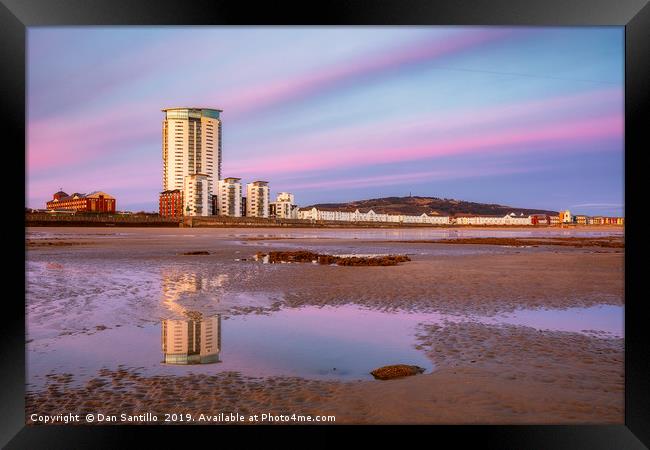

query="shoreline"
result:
[25,223,625,231]
[25,213,624,230]
[25,227,624,424]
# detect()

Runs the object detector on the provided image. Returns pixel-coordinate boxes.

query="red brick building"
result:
[46,190,116,213]
[159,190,183,218]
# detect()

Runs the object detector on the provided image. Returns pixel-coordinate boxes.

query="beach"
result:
[25,226,624,424]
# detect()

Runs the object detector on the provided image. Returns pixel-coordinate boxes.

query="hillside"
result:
[303,196,558,217]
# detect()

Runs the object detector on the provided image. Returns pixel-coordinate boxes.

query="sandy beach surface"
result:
[25,226,624,424]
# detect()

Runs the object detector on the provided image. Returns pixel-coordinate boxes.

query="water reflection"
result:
[160,269,229,316]
[161,311,222,365]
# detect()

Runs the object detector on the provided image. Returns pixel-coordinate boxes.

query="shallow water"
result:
[27,303,623,390]
[26,227,624,391]
[26,226,623,242]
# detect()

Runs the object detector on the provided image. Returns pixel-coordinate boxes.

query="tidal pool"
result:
[27,303,623,390]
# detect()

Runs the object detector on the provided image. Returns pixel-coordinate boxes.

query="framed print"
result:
[2,0,649,447]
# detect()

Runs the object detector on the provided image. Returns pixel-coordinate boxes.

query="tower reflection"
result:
[159,269,227,365]
[161,311,222,365]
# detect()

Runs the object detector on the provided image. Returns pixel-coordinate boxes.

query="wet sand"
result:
[25,227,624,424]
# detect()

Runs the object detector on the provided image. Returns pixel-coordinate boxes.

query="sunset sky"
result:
[27,27,624,215]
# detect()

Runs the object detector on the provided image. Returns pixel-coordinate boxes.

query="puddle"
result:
[28,305,434,388]
[483,304,623,337]
[27,303,622,390]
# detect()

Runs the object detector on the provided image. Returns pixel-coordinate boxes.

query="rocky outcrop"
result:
[370,365,425,380]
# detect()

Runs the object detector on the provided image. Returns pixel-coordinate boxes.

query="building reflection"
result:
[161,311,222,365]
[160,268,228,315]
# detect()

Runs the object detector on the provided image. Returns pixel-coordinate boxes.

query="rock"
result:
[370,364,425,380]
[181,251,210,255]
[256,251,411,266]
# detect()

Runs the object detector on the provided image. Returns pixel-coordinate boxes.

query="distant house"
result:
[530,214,550,225]
[559,210,572,224]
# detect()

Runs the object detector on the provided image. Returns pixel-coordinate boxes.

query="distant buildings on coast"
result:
[36,106,623,227]
[295,208,623,226]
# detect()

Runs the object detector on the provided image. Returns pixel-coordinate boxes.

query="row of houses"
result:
[297,209,555,225]
[553,210,625,225]
[296,208,625,226]
[297,207,452,224]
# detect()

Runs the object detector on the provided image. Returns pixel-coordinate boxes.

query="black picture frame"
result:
[3,0,648,447]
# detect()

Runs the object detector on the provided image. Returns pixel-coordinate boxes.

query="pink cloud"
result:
[226,114,623,177]
[218,29,516,119]
[232,86,622,162]
[27,103,157,172]
[282,164,545,191]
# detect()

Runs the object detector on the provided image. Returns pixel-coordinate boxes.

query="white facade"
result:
[246,181,270,218]
[183,174,210,217]
[162,107,222,216]
[454,213,533,226]
[216,177,242,217]
[271,192,298,219]
[297,207,451,224]
[162,314,221,365]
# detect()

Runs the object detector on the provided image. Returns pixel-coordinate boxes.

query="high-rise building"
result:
[216,177,243,217]
[246,181,270,218]
[162,107,222,215]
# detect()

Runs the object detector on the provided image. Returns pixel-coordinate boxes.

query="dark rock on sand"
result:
[370,365,425,380]
[181,251,210,255]
[256,251,411,266]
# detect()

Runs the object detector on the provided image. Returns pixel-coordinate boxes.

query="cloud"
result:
[226,114,623,177]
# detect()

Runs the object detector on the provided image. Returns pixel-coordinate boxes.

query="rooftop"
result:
[161,107,223,112]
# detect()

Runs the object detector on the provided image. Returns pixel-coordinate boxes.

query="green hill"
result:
[304,196,557,217]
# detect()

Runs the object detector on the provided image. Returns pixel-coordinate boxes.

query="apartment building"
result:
[270,192,299,219]
[183,173,210,216]
[159,189,183,218]
[216,177,243,217]
[246,181,270,218]
[162,107,222,216]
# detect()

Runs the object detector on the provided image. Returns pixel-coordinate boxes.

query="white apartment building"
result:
[297,207,451,224]
[270,192,299,219]
[246,181,270,218]
[454,213,533,225]
[183,174,210,217]
[161,314,221,365]
[216,177,242,217]
[162,107,222,215]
